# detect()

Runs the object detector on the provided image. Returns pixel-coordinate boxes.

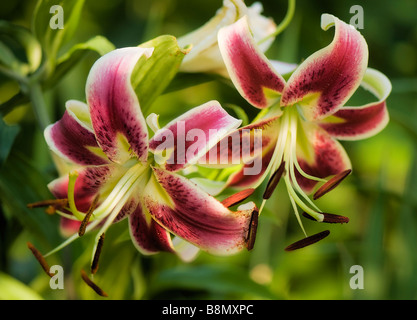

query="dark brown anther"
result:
[91,233,105,275]
[313,169,352,200]
[78,195,100,237]
[302,212,349,224]
[263,161,286,200]
[284,230,330,252]
[80,270,108,297]
[246,209,259,251]
[27,242,53,277]
[27,199,68,214]
[221,188,255,208]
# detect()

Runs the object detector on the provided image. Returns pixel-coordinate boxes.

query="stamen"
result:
[80,270,108,297]
[221,188,255,208]
[284,230,330,251]
[91,233,105,275]
[302,212,350,224]
[314,169,352,200]
[78,195,100,237]
[246,209,259,251]
[27,242,52,277]
[27,199,68,215]
[263,161,285,200]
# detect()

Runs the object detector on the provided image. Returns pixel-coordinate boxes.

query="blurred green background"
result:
[0,0,416,300]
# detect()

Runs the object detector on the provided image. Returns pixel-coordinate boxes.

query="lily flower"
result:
[38,44,258,267]
[207,14,391,244]
[177,0,276,77]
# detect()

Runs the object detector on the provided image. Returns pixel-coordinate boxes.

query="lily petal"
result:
[281,14,368,121]
[218,16,286,108]
[143,167,254,255]
[295,123,351,193]
[129,203,175,255]
[86,47,153,164]
[45,100,109,166]
[149,101,241,172]
[319,68,391,140]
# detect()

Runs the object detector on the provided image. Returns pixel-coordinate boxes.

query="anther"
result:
[263,161,286,200]
[78,195,100,236]
[27,242,53,277]
[80,270,108,297]
[221,188,255,208]
[246,209,259,251]
[91,233,105,275]
[313,169,352,200]
[284,230,330,251]
[302,212,349,224]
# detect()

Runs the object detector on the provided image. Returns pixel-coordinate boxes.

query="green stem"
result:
[27,81,51,130]
[258,0,296,46]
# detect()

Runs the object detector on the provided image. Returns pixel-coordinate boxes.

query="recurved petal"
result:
[319,68,391,140]
[281,14,368,121]
[45,100,109,166]
[149,101,241,172]
[218,16,286,108]
[86,47,153,164]
[295,123,351,193]
[129,203,175,255]
[143,167,255,255]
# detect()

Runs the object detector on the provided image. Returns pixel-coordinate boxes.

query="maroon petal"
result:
[281,14,368,121]
[143,167,255,255]
[129,203,175,255]
[86,47,153,164]
[149,101,241,172]
[218,16,286,108]
[45,100,109,166]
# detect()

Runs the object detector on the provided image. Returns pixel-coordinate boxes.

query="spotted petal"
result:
[319,68,391,140]
[281,14,368,121]
[86,47,153,164]
[295,123,351,193]
[44,100,109,166]
[218,16,286,108]
[149,101,241,172]
[143,167,255,255]
[129,203,175,255]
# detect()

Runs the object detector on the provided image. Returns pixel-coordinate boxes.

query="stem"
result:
[258,0,296,46]
[27,81,51,130]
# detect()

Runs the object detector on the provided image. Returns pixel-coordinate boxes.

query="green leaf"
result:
[0,272,43,300]
[0,151,61,248]
[32,0,85,73]
[0,117,20,166]
[0,20,42,74]
[43,35,115,89]
[132,35,189,113]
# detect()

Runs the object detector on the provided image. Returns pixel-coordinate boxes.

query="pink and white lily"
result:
[42,45,258,263]
[210,14,391,238]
